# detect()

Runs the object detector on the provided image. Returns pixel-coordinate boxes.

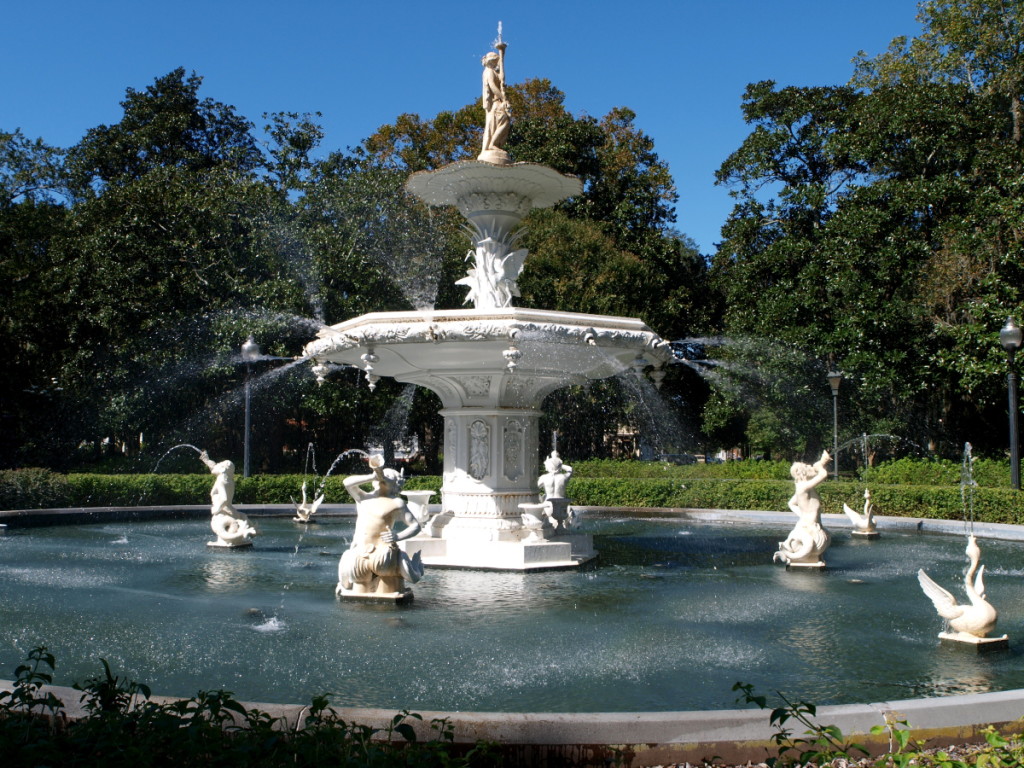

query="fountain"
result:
[199,450,256,548]
[844,488,879,537]
[336,454,425,601]
[292,481,324,523]
[773,451,832,568]
[303,32,671,570]
[8,28,1024,765]
[917,443,1009,649]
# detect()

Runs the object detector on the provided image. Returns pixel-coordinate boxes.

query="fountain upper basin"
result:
[304,307,671,408]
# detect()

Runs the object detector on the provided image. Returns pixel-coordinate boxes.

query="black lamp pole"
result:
[1000,318,1022,490]
[827,371,842,480]
[241,336,261,479]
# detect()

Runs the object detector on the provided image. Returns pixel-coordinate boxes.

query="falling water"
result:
[150,443,204,473]
[611,372,691,459]
[367,384,418,461]
[317,449,372,497]
[961,442,977,535]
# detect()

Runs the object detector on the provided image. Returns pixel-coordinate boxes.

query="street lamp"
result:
[1000,318,1022,490]
[826,370,842,480]
[240,336,262,478]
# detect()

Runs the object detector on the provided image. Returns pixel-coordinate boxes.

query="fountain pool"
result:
[2,511,1022,713]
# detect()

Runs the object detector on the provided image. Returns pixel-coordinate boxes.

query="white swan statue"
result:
[293,481,325,523]
[918,535,1007,646]
[843,488,879,537]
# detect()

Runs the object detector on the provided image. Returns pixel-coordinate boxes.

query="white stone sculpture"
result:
[292,481,325,523]
[844,488,879,537]
[518,502,549,541]
[774,451,832,568]
[918,535,1007,646]
[200,451,256,548]
[336,455,425,601]
[401,489,438,533]
[478,24,510,165]
[538,451,574,532]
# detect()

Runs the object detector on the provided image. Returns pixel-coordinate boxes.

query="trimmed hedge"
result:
[862,456,1019,488]
[570,477,1024,525]
[1,465,1019,526]
[0,468,71,510]
[1,471,443,510]
[572,458,792,480]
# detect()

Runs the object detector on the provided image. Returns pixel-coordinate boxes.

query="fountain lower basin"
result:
[2,509,1022,714]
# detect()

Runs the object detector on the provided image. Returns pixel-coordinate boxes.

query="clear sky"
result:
[3,0,924,255]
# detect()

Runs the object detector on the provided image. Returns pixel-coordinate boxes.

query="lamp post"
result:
[1000,318,1022,490]
[240,336,261,479]
[826,371,842,480]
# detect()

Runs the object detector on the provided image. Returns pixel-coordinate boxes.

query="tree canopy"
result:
[0,67,716,470]
[707,0,1024,459]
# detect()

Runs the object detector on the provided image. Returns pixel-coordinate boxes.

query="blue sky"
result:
[4,0,924,255]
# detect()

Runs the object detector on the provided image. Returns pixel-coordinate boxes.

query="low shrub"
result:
[573,458,792,480]
[6,463,1023,525]
[0,468,71,510]
[0,648,497,768]
[862,456,1020,488]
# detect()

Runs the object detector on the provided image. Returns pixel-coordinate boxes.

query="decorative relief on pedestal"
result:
[445,418,457,470]
[469,420,490,479]
[503,420,525,481]
[457,191,533,218]
[463,376,491,398]
[444,490,535,519]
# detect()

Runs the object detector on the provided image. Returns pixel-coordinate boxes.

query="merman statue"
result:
[337,455,425,600]
[199,451,256,548]
[537,450,575,532]
[774,450,831,568]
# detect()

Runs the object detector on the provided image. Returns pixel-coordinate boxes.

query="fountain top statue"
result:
[478,22,510,165]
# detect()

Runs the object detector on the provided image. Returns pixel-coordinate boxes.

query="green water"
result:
[0,515,1021,712]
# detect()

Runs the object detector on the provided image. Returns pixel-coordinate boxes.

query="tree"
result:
[65,68,262,197]
[709,2,1024,458]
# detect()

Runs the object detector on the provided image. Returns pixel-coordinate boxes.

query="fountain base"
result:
[938,631,1009,650]
[206,540,253,549]
[785,560,826,569]
[402,533,595,571]
[335,586,413,603]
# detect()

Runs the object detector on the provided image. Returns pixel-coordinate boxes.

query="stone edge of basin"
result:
[3,504,1021,540]
[0,680,1021,765]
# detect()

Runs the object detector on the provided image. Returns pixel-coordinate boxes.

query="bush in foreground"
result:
[0,647,497,767]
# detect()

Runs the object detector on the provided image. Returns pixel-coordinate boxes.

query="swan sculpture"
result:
[292,481,325,523]
[843,488,878,537]
[918,535,1006,645]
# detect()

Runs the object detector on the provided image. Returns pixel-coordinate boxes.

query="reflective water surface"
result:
[1,515,1022,712]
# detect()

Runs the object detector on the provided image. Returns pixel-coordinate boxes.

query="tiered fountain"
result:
[303,31,672,570]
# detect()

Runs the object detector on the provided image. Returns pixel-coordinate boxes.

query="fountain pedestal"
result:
[305,160,670,570]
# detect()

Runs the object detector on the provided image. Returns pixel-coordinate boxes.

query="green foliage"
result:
[572,458,792,480]
[0,648,499,768]
[74,658,151,717]
[862,456,1021,488]
[0,471,443,509]
[0,468,71,509]
[6,459,1024,524]
[733,681,867,767]
[711,2,1024,458]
